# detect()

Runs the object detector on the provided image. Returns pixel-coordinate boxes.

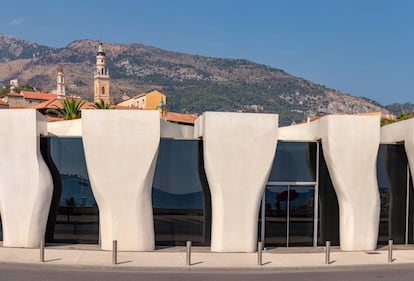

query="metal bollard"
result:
[257,241,263,266]
[40,238,45,262]
[388,239,393,263]
[186,241,192,266]
[112,240,117,265]
[325,240,330,265]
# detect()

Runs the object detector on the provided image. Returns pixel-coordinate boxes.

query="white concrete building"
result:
[0,110,412,253]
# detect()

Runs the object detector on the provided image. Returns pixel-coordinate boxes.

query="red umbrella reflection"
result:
[276,189,299,201]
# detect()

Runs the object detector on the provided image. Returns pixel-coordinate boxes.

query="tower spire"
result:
[56,66,66,99]
[94,42,110,103]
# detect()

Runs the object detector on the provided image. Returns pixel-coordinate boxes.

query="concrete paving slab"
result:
[1,244,414,271]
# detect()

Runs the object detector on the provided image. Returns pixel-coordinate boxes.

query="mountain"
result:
[0,33,392,125]
[385,103,414,116]
[0,34,53,61]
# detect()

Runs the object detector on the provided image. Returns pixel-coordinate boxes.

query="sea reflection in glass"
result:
[42,137,98,244]
[152,139,211,246]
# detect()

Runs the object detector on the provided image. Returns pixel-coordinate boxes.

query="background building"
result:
[117,90,166,110]
[93,43,110,104]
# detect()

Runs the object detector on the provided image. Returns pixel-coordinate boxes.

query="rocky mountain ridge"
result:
[0,33,396,125]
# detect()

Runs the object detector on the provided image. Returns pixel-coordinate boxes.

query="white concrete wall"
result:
[82,110,160,251]
[381,118,414,186]
[47,119,82,137]
[280,115,380,251]
[278,120,320,141]
[160,120,194,139]
[0,109,53,247]
[196,112,278,252]
[319,116,380,250]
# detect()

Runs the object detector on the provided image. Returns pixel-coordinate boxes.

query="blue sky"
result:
[1,0,413,105]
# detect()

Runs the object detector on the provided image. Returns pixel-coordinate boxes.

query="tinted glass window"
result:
[377,144,412,244]
[0,214,2,241]
[152,139,211,246]
[41,137,99,244]
[269,142,317,182]
[317,144,339,246]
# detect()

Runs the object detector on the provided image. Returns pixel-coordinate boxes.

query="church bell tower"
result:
[94,42,110,103]
[56,67,66,99]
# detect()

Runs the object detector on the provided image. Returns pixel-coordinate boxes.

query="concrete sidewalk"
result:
[1,243,414,271]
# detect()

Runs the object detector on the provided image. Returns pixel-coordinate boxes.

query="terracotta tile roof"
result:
[29,98,95,110]
[46,115,65,122]
[8,106,27,109]
[0,100,8,105]
[31,98,58,109]
[46,115,64,122]
[6,92,23,97]
[165,111,197,125]
[22,91,57,101]
[6,91,57,100]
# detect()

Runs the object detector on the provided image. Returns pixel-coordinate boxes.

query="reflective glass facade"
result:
[261,142,341,247]
[152,139,211,246]
[377,144,414,245]
[8,137,411,249]
[263,142,324,247]
[268,142,317,182]
[41,137,99,244]
[317,144,340,246]
[264,185,314,247]
[40,137,212,246]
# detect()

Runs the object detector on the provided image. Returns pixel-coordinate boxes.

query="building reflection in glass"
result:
[263,142,319,247]
[264,185,314,247]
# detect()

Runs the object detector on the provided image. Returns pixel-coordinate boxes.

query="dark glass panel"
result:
[289,186,314,247]
[264,185,288,246]
[318,143,340,246]
[40,137,62,242]
[152,139,211,246]
[42,137,99,244]
[268,142,317,182]
[0,214,2,241]
[408,175,414,244]
[264,185,314,247]
[377,144,409,244]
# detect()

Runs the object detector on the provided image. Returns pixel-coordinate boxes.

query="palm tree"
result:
[47,99,84,120]
[94,99,113,109]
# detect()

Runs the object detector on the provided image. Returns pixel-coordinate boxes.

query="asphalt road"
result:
[1,263,414,281]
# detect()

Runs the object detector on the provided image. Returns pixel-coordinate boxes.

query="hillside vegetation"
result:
[0,33,392,125]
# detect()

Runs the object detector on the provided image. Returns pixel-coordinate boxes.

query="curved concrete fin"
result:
[82,110,160,251]
[320,116,380,251]
[279,115,381,251]
[381,118,414,203]
[0,110,53,247]
[198,112,278,252]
